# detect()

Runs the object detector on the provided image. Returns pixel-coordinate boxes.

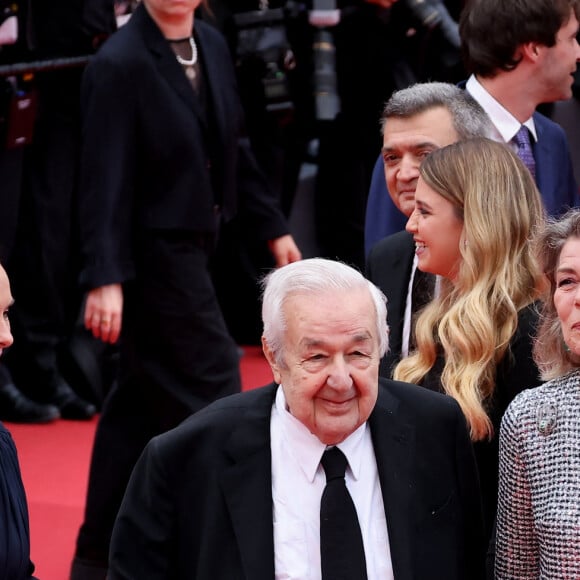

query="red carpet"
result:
[7,346,272,580]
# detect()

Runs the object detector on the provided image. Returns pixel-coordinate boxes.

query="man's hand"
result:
[84,283,123,344]
[268,234,302,267]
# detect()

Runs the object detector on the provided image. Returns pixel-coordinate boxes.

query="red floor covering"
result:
[7,345,272,580]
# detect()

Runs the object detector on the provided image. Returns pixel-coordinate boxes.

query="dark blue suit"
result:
[364,110,579,255]
[0,423,36,579]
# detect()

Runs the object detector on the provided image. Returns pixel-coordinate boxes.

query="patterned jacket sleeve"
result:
[495,400,539,579]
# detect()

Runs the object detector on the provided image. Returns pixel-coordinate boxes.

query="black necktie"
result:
[320,447,368,580]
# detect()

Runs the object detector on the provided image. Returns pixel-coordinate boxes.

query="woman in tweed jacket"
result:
[496,209,580,579]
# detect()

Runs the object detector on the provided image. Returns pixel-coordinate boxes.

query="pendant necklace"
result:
[175,36,198,79]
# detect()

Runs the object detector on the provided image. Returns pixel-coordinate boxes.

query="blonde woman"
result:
[394,137,545,549]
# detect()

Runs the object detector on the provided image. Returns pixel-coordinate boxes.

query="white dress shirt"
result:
[466,75,538,147]
[402,255,441,358]
[270,385,394,580]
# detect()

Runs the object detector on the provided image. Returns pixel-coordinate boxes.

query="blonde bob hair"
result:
[394,138,545,441]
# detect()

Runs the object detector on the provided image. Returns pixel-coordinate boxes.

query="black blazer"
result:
[109,380,485,580]
[366,230,418,377]
[78,4,288,289]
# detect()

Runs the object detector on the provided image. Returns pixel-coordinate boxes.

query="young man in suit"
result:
[365,0,580,251]
[108,258,485,580]
[459,0,580,215]
[366,82,492,377]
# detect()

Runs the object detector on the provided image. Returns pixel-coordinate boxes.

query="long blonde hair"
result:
[394,138,545,441]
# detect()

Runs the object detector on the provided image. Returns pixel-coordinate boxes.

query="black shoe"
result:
[48,379,97,421]
[0,383,60,423]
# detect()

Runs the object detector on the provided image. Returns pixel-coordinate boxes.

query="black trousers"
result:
[75,233,242,564]
[4,70,84,397]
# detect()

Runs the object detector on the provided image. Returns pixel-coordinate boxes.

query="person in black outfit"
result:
[70,0,301,577]
[1,0,117,421]
[0,1,61,423]
[0,262,38,579]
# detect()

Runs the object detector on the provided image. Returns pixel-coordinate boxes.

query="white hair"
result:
[261,258,389,365]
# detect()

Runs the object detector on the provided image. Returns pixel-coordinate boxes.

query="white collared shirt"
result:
[466,75,538,147]
[270,386,394,580]
[402,255,419,358]
[402,255,441,358]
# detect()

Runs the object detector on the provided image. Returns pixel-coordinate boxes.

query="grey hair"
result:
[261,258,389,365]
[533,209,580,379]
[381,82,494,140]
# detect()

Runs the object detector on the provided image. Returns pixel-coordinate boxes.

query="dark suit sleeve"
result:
[78,55,138,289]
[452,404,486,580]
[554,124,579,211]
[109,437,175,580]
[235,134,290,242]
[0,425,37,579]
[564,151,579,209]
[534,114,580,214]
[210,30,289,243]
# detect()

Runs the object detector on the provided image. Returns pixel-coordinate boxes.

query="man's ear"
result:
[521,41,542,63]
[262,336,283,384]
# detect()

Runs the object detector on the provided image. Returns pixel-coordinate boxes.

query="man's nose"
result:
[326,357,353,390]
[398,155,419,182]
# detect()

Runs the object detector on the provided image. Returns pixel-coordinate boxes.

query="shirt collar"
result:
[466,75,537,142]
[274,385,367,483]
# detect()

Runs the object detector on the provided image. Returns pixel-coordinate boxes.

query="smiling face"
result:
[263,287,380,445]
[536,10,580,101]
[406,177,464,280]
[382,107,460,218]
[554,237,580,355]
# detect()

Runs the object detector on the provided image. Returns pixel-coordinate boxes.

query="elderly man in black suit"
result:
[366,82,493,378]
[109,258,484,580]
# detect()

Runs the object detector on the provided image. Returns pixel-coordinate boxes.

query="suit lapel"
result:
[370,386,416,580]
[220,387,277,580]
[196,21,227,149]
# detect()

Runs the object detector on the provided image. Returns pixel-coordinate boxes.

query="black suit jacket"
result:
[78,4,288,289]
[367,230,420,377]
[109,380,485,580]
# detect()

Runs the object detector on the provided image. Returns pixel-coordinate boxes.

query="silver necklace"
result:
[175,36,198,67]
